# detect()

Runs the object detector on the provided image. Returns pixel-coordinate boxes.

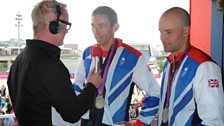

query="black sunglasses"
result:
[59,19,72,30]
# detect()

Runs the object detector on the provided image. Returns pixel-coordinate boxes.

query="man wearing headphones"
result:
[7,1,102,126]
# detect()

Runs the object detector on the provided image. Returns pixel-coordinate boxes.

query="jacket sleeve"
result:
[73,48,92,94]
[73,58,87,94]
[40,61,96,123]
[193,62,224,125]
[132,55,160,125]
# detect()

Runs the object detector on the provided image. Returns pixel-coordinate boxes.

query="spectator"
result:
[1,85,6,97]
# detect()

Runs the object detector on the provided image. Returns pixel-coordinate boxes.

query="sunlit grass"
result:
[60,54,81,59]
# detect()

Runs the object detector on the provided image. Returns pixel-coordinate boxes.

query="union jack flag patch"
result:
[208,79,219,88]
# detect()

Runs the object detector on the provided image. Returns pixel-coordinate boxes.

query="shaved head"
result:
[159,7,191,55]
[161,7,190,27]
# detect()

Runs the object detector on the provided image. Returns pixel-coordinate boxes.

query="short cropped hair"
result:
[92,6,118,25]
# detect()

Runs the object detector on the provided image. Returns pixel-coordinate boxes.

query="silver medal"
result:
[162,108,169,123]
[95,95,105,109]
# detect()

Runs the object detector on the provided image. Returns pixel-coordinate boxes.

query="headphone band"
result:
[49,0,62,34]
[52,0,61,20]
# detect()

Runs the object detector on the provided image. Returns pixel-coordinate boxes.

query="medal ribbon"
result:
[165,45,192,108]
[98,40,117,96]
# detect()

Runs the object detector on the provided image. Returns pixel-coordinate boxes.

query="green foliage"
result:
[0,63,8,72]
[156,56,166,60]
[155,56,166,73]
[157,60,164,73]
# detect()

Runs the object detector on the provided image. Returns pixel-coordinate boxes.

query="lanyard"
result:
[165,46,192,108]
[98,40,118,96]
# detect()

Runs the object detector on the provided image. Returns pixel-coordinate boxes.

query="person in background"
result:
[73,6,160,126]
[217,0,224,11]
[1,85,6,97]
[216,0,224,85]
[158,7,224,126]
[7,1,102,126]
[2,98,14,126]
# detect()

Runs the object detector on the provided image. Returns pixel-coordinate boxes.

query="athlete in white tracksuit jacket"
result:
[158,7,224,126]
[158,46,224,126]
[73,38,160,126]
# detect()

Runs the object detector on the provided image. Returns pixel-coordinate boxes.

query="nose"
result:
[161,31,170,42]
[92,27,99,34]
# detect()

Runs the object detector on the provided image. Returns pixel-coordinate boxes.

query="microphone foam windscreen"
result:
[92,46,102,57]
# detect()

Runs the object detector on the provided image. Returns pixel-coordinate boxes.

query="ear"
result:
[112,23,119,33]
[183,26,190,37]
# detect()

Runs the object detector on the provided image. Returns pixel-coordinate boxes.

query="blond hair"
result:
[31,0,67,35]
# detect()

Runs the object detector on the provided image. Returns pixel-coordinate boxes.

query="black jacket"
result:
[7,39,97,126]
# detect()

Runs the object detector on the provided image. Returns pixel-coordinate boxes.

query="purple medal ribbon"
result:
[98,43,117,96]
[165,45,192,108]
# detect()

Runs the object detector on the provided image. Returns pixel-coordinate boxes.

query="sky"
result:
[1,0,189,51]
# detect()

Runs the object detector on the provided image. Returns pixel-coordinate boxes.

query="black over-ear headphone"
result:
[49,0,62,34]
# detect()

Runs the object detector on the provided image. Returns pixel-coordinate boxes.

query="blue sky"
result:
[1,0,189,51]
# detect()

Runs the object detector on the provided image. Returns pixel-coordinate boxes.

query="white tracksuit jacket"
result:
[158,46,224,126]
[73,38,160,126]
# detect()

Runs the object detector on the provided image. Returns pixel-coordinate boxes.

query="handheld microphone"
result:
[92,46,102,73]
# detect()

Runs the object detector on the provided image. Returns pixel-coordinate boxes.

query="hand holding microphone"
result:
[91,46,102,73]
[87,46,102,88]
[87,68,102,88]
